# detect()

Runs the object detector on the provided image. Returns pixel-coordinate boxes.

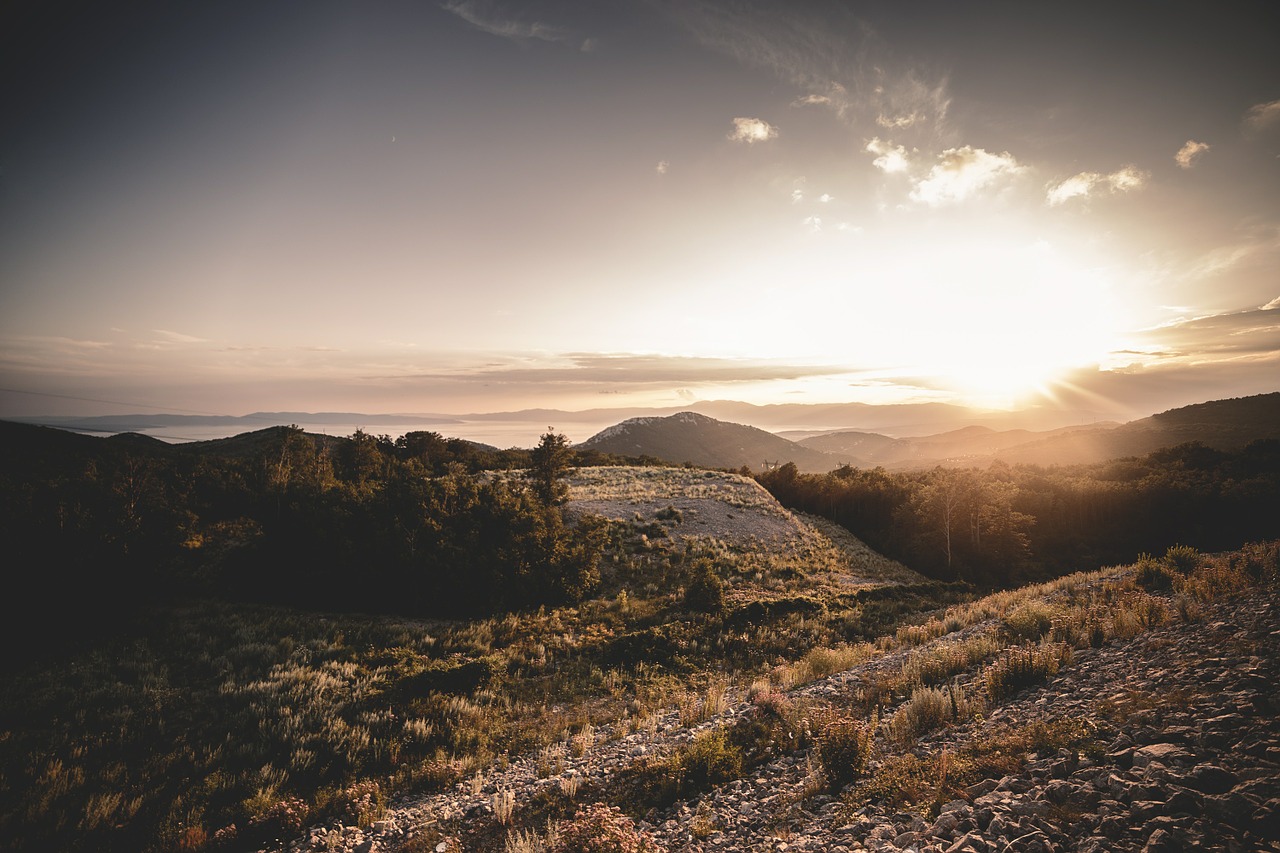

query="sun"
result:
[820,233,1127,408]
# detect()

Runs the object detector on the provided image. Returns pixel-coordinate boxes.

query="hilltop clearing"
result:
[564,466,926,597]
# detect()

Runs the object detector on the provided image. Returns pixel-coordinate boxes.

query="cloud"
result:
[663,2,949,134]
[1131,302,1280,360]
[379,353,852,387]
[728,116,778,144]
[909,146,1022,205]
[873,72,951,135]
[441,0,585,48]
[1244,98,1280,133]
[151,329,209,344]
[865,137,911,173]
[1175,140,1211,169]
[1046,165,1148,205]
[792,94,832,107]
[655,160,669,175]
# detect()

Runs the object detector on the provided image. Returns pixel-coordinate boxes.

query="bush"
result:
[812,711,875,791]
[1133,554,1177,592]
[1002,602,1056,642]
[886,686,952,745]
[983,643,1071,702]
[552,802,661,853]
[1163,544,1201,574]
[683,561,725,614]
[678,729,743,791]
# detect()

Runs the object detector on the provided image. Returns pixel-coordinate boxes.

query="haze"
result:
[2,1,1278,424]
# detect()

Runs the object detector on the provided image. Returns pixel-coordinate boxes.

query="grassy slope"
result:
[0,465,953,852]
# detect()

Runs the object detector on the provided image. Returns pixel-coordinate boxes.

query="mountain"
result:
[577,411,841,472]
[997,392,1280,466]
[799,423,1121,469]
[580,393,1280,472]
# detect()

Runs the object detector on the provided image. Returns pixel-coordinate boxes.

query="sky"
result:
[2,0,1279,424]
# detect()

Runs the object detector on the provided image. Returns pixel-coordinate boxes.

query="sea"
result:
[58,418,616,449]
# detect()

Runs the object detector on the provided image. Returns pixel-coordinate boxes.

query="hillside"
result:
[255,543,1280,853]
[578,411,841,473]
[796,423,1116,469]
[998,392,1280,466]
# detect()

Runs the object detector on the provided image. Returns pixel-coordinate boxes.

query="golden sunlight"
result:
[845,235,1127,408]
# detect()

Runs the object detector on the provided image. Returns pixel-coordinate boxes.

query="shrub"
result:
[1234,539,1279,586]
[1163,544,1201,574]
[339,780,386,827]
[552,802,662,853]
[678,729,743,791]
[886,686,953,745]
[1133,554,1176,592]
[683,562,725,614]
[1002,602,1056,642]
[811,711,876,791]
[983,643,1071,703]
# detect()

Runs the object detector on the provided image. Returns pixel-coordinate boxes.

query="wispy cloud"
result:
[441,0,586,49]
[1243,98,1280,133]
[1175,140,1210,169]
[1133,302,1280,360]
[663,1,949,135]
[151,329,208,344]
[380,353,852,387]
[728,116,778,144]
[865,137,911,173]
[655,160,669,175]
[874,72,950,133]
[792,93,832,107]
[1046,165,1148,205]
[909,146,1022,206]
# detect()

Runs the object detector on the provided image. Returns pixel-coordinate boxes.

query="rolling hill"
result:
[579,393,1280,472]
[577,411,842,472]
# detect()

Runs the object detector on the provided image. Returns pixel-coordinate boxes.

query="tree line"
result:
[757,439,1280,587]
[0,424,618,656]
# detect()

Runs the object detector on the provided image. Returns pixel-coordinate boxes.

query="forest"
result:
[0,423,627,658]
[756,439,1280,587]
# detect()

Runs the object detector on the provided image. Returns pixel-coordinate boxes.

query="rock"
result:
[1132,744,1194,769]
[1142,827,1179,852]
[1043,780,1072,805]
[1163,787,1203,815]
[930,812,960,837]
[1183,764,1239,794]
[965,779,998,798]
[1252,798,1280,840]
[943,832,989,852]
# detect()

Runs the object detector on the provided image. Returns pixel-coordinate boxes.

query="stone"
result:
[1184,764,1239,794]
[1142,828,1179,852]
[1132,744,1194,769]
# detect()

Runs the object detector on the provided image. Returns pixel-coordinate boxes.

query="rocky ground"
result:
[258,585,1280,853]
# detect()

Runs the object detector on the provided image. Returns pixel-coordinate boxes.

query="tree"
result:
[529,429,572,506]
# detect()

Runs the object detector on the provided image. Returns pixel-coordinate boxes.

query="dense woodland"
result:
[0,423,636,657]
[757,439,1280,587]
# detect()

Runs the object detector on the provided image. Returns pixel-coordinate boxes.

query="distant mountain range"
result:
[8,392,1278,471]
[5,411,463,434]
[578,393,1280,472]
